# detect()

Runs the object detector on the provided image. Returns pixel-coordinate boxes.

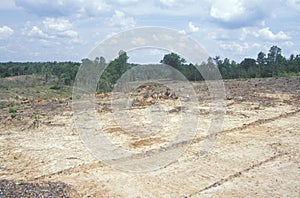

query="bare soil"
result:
[0,76,299,197]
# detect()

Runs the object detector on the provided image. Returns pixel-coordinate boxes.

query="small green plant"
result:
[9,101,14,107]
[33,113,40,128]
[59,100,63,104]
[34,114,40,121]
[9,107,17,114]
[10,112,16,119]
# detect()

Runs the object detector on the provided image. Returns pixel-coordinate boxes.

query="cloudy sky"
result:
[0,0,299,63]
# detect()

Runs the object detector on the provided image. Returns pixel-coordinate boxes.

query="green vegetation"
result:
[162,46,300,80]
[34,114,40,121]
[9,107,16,113]
[0,45,299,94]
[10,112,16,119]
[9,107,17,119]
[214,46,300,79]
[0,61,80,85]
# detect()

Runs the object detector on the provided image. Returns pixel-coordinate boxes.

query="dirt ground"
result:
[0,76,299,197]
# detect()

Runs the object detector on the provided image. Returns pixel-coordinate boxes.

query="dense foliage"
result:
[0,46,299,93]
[214,46,300,79]
[0,61,80,85]
[162,46,300,81]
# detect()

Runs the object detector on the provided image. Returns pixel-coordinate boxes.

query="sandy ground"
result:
[0,77,299,197]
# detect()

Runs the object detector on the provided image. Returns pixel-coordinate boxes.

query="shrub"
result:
[50,85,61,90]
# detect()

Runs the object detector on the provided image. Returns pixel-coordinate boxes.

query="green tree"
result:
[96,51,131,92]
[256,51,266,77]
[267,46,283,76]
[240,58,256,77]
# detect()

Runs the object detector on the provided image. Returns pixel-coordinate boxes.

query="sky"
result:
[0,0,299,63]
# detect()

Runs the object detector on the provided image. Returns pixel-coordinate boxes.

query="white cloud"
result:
[207,28,238,41]
[82,0,111,16]
[283,41,294,47]
[220,42,250,54]
[188,21,199,32]
[24,17,79,41]
[149,48,165,56]
[28,26,50,38]
[42,17,79,39]
[286,0,300,11]
[209,0,270,28]
[256,27,290,40]
[43,17,72,31]
[115,0,139,4]
[131,37,146,45]
[178,30,186,35]
[15,0,111,17]
[59,30,78,38]
[239,28,248,41]
[210,0,244,22]
[109,10,135,29]
[105,32,118,39]
[160,0,176,6]
[0,25,14,39]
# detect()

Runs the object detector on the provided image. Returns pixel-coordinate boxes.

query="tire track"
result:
[189,152,288,197]
[102,109,300,165]
[203,108,300,139]
[30,161,105,181]
[30,110,299,180]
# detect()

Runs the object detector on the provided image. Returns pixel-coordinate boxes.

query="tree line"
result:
[0,61,80,85]
[0,45,299,92]
[161,46,300,81]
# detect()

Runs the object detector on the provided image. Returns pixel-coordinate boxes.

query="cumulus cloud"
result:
[0,25,14,39]
[255,27,290,40]
[42,17,79,39]
[209,0,268,28]
[24,17,79,42]
[109,10,135,29]
[58,30,78,38]
[188,22,199,32]
[178,30,186,35]
[27,26,50,38]
[220,42,250,54]
[43,17,72,31]
[14,0,110,17]
[82,0,111,16]
[210,0,244,22]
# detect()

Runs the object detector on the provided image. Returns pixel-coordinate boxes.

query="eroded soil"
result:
[0,76,299,197]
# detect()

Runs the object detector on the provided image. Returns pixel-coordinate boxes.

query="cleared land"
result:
[0,76,299,197]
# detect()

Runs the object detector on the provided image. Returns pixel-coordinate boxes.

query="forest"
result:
[0,45,299,92]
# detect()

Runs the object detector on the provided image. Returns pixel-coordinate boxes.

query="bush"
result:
[50,85,61,90]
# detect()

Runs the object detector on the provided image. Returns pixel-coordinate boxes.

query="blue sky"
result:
[0,0,299,63]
